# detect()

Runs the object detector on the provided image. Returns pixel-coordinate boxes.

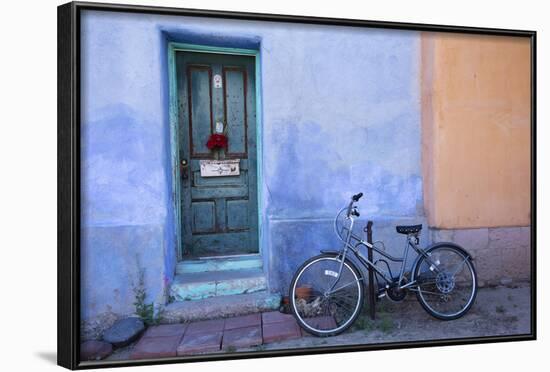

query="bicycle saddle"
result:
[395,224,422,235]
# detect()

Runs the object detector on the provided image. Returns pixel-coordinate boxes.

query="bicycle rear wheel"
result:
[290,254,364,336]
[414,245,477,320]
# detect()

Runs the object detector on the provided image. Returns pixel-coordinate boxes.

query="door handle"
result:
[180,159,189,180]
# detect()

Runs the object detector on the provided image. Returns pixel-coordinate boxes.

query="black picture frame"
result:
[58,1,537,369]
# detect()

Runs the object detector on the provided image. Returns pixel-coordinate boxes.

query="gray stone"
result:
[80,312,119,341]
[453,228,489,255]
[80,340,112,361]
[489,227,525,250]
[430,228,455,243]
[500,278,513,286]
[103,317,145,347]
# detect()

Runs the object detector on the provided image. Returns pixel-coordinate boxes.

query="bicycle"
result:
[289,192,478,336]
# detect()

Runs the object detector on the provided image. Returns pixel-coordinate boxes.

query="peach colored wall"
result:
[422,33,531,229]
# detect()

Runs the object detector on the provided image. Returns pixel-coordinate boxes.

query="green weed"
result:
[378,314,394,333]
[225,345,237,353]
[132,265,164,326]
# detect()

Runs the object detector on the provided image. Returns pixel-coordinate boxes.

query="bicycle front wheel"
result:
[290,254,364,336]
[414,245,477,320]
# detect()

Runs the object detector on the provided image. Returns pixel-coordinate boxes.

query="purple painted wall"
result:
[80,10,423,326]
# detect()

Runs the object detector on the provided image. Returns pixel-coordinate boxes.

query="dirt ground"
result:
[246,283,532,352]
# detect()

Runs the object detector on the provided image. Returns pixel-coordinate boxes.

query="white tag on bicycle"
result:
[324,270,339,278]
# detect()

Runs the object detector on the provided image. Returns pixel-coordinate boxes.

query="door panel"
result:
[188,66,213,157]
[176,51,258,257]
[224,67,248,157]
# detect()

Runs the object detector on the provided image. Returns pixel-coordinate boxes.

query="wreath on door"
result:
[206,133,228,151]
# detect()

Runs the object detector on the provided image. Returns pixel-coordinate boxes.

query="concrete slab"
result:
[163,292,281,323]
[130,335,182,359]
[222,326,262,349]
[186,319,225,335]
[170,269,267,301]
[177,332,223,355]
[177,256,263,274]
[224,313,261,330]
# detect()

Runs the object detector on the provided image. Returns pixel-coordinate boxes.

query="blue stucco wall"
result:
[80,10,424,321]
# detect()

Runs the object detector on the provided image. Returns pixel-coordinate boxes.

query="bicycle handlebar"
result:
[347,192,364,217]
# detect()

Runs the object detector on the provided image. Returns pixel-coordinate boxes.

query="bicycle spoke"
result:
[291,256,363,335]
[415,247,477,319]
[328,297,357,312]
[450,256,469,276]
[327,280,362,295]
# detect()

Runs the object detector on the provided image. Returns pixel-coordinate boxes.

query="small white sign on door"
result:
[213,74,223,88]
[200,159,240,177]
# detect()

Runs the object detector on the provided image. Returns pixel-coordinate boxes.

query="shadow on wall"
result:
[265,121,423,219]
[80,105,175,338]
[162,28,261,50]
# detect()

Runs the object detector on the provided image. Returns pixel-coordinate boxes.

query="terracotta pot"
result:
[295,285,313,300]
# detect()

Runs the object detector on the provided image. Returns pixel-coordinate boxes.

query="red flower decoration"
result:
[206,133,228,150]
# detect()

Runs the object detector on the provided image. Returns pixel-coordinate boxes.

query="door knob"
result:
[181,159,189,180]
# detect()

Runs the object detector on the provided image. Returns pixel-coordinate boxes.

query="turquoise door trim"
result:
[167,42,263,261]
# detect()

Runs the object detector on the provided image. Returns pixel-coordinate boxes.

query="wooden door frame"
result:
[167,42,263,261]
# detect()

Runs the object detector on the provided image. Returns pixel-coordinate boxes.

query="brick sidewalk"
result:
[130,311,305,359]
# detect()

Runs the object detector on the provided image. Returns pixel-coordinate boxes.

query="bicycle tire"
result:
[289,253,365,336]
[414,245,478,320]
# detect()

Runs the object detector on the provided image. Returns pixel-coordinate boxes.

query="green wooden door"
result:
[176,51,258,257]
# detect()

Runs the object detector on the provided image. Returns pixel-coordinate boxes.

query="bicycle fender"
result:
[319,249,341,255]
[411,242,474,279]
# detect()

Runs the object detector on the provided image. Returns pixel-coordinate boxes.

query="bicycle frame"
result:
[330,213,443,294]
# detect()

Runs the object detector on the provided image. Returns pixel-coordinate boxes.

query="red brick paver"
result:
[262,311,295,324]
[143,323,187,338]
[262,311,302,343]
[222,325,262,349]
[224,313,261,330]
[186,318,225,334]
[129,324,187,359]
[131,335,183,359]
[177,332,223,355]
[128,311,308,358]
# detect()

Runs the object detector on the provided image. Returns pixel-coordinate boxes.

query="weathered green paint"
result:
[168,43,183,261]
[167,42,263,262]
[170,43,259,56]
[176,255,263,274]
[170,268,267,301]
